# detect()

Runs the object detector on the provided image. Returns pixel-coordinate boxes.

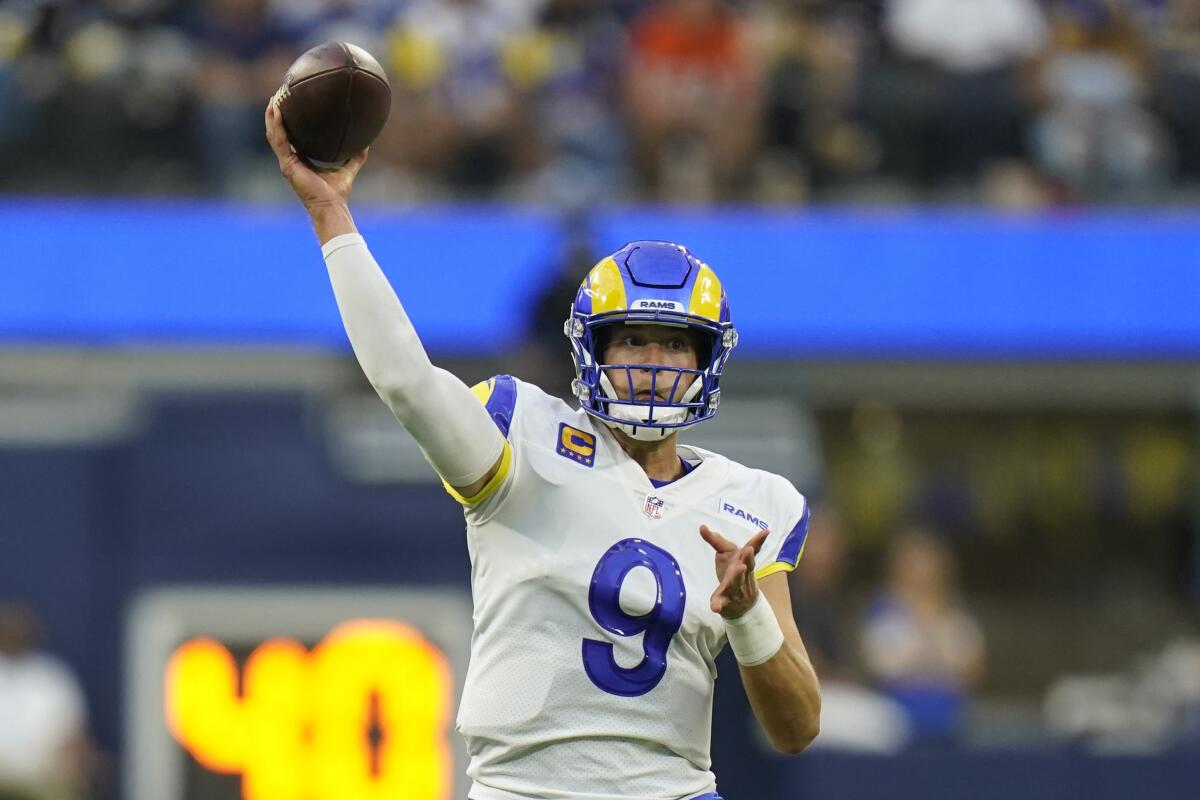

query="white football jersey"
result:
[451,376,810,800]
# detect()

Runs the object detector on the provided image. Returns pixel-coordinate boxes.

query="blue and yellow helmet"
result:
[566,241,737,441]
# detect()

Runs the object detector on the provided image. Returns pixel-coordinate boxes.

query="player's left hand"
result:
[700,525,770,620]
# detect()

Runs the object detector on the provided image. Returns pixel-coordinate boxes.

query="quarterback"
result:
[266,104,821,800]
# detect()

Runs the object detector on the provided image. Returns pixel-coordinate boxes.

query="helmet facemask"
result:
[566,241,737,441]
[568,316,734,441]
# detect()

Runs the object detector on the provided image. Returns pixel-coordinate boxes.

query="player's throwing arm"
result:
[264,102,506,501]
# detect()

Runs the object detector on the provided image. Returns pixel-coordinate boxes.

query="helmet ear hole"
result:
[594,325,616,363]
[694,330,717,370]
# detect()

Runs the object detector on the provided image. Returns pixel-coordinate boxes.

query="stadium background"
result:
[2,0,1199,798]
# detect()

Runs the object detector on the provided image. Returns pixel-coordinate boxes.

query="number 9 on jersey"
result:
[582,539,687,697]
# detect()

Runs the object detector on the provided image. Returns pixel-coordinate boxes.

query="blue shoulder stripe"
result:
[775,503,811,568]
[485,374,518,439]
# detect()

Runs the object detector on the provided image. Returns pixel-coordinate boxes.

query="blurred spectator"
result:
[791,509,913,752]
[860,527,985,746]
[0,2,38,146]
[1148,0,1200,182]
[272,0,396,50]
[188,0,296,194]
[884,0,1047,73]
[791,508,851,679]
[751,0,881,202]
[0,603,90,800]
[506,0,629,207]
[379,0,540,196]
[1045,637,1200,752]
[1031,1,1174,201]
[861,0,1047,190]
[625,0,765,201]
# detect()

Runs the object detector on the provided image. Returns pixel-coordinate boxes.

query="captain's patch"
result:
[556,423,596,468]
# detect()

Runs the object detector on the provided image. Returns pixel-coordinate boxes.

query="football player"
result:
[266,103,820,800]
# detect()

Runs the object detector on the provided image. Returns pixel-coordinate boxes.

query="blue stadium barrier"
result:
[4,200,1200,357]
[1,199,564,352]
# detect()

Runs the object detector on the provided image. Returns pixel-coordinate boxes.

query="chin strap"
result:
[595,373,705,441]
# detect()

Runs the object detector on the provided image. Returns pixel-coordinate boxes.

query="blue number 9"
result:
[582,538,686,697]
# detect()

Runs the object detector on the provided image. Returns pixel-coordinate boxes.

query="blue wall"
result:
[5,201,1200,358]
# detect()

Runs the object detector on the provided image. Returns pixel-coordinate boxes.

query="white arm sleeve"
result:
[322,233,505,487]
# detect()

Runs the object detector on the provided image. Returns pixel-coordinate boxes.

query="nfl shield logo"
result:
[643,495,665,520]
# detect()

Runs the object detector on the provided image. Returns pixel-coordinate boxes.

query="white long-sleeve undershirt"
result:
[322,233,505,488]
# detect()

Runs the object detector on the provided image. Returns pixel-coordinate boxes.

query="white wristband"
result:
[724,593,785,667]
[321,232,365,257]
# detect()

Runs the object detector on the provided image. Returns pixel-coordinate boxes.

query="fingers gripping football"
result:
[264,102,368,212]
[700,525,770,619]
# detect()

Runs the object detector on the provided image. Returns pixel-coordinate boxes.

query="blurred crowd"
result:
[786,513,1200,755]
[0,604,92,800]
[3,0,1200,205]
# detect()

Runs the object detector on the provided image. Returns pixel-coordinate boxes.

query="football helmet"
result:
[566,241,737,441]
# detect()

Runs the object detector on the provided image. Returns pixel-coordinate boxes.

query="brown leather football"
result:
[273,42,391,168]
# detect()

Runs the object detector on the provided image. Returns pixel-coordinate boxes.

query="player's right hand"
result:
[265,101,368,214]
[701,524,770,619]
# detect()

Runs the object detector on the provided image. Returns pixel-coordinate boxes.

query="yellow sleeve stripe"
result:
[470,378,496,404]
[441,439,513,506]
[753,541,807,581]
[753,561,795,580]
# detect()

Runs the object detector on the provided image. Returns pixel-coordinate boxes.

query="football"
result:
[272,41,391,168]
